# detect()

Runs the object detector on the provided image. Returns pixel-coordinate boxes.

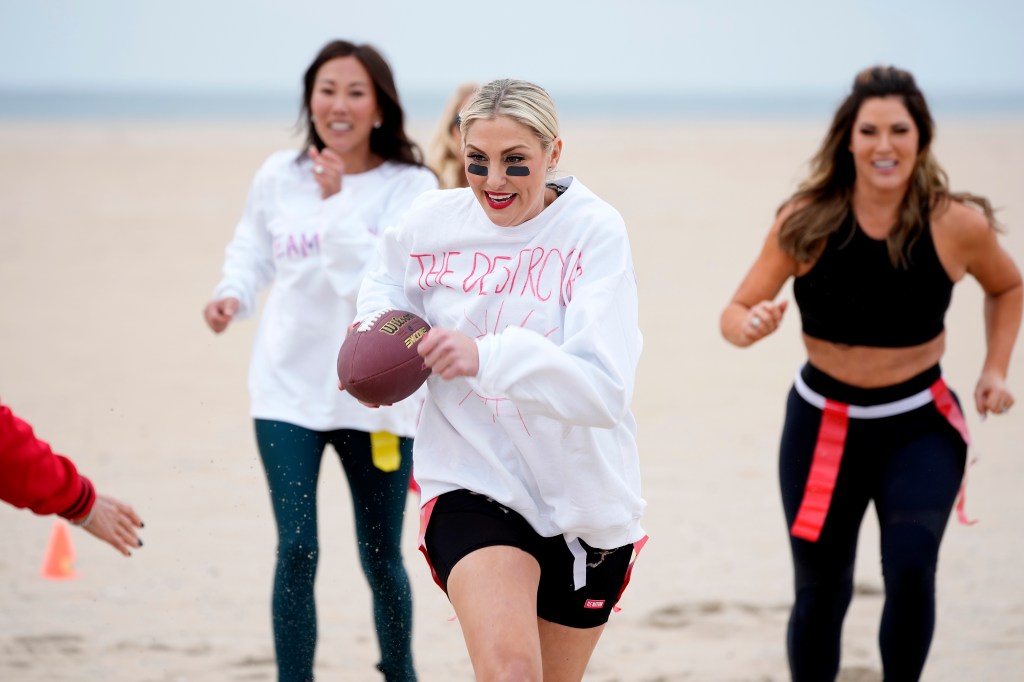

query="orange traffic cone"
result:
[40,519,78,580]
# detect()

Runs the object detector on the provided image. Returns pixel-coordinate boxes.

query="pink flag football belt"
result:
[790,370,972,543]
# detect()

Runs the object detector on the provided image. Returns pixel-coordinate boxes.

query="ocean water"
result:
[2,88,1023,123]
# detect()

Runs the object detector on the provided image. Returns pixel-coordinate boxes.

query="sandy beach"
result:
[1,115,1022,681]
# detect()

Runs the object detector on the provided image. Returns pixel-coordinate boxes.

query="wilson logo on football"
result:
[379,313,415,336]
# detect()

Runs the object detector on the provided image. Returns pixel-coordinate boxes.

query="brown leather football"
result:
[337,309,431,405]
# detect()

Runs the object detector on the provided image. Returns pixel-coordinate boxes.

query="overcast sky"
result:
[1,0,1022,101]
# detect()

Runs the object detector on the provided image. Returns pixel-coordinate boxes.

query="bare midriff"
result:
[803,332,946,388]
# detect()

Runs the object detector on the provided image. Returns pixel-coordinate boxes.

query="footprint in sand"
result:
[10,633,83,656]
[645,600,789,629]
[837,665,881,681]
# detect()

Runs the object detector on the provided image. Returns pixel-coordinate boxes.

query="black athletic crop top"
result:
[792,214,953,347]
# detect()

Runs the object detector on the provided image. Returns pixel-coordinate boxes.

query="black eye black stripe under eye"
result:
[466,164,531,177]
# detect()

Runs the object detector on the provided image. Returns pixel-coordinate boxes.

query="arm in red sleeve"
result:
[0,402,95,521]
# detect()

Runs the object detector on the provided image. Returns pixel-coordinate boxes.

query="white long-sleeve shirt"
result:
[213,150,437,434]
[357,178,646,549]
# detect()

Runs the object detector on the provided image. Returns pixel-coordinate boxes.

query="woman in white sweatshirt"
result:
[203,40,436,682]
[355,79,646,682]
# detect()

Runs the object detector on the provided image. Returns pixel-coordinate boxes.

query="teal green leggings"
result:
[254,419,416,682]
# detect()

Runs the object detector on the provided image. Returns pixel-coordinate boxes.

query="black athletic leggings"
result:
[779,364,967,682]
[254,419,416,682]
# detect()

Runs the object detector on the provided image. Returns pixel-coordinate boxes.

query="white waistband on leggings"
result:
[793,370,937,419]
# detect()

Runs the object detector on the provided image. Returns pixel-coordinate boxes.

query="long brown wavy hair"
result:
[779,65,998,268]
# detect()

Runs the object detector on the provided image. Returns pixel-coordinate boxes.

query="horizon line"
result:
[2,87,1023,122]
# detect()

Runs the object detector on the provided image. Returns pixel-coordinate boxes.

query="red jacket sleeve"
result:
[0,402,95,520]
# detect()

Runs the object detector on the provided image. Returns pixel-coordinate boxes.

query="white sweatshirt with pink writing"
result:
[357,177,645,550]
[212,150,437,434]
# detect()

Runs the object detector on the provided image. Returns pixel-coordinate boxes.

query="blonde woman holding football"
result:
[356,78,646,682]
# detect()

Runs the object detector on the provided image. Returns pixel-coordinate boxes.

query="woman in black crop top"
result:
[721,66,1022,681]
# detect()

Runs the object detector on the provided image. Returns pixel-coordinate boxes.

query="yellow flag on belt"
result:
[370,431,401,472]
